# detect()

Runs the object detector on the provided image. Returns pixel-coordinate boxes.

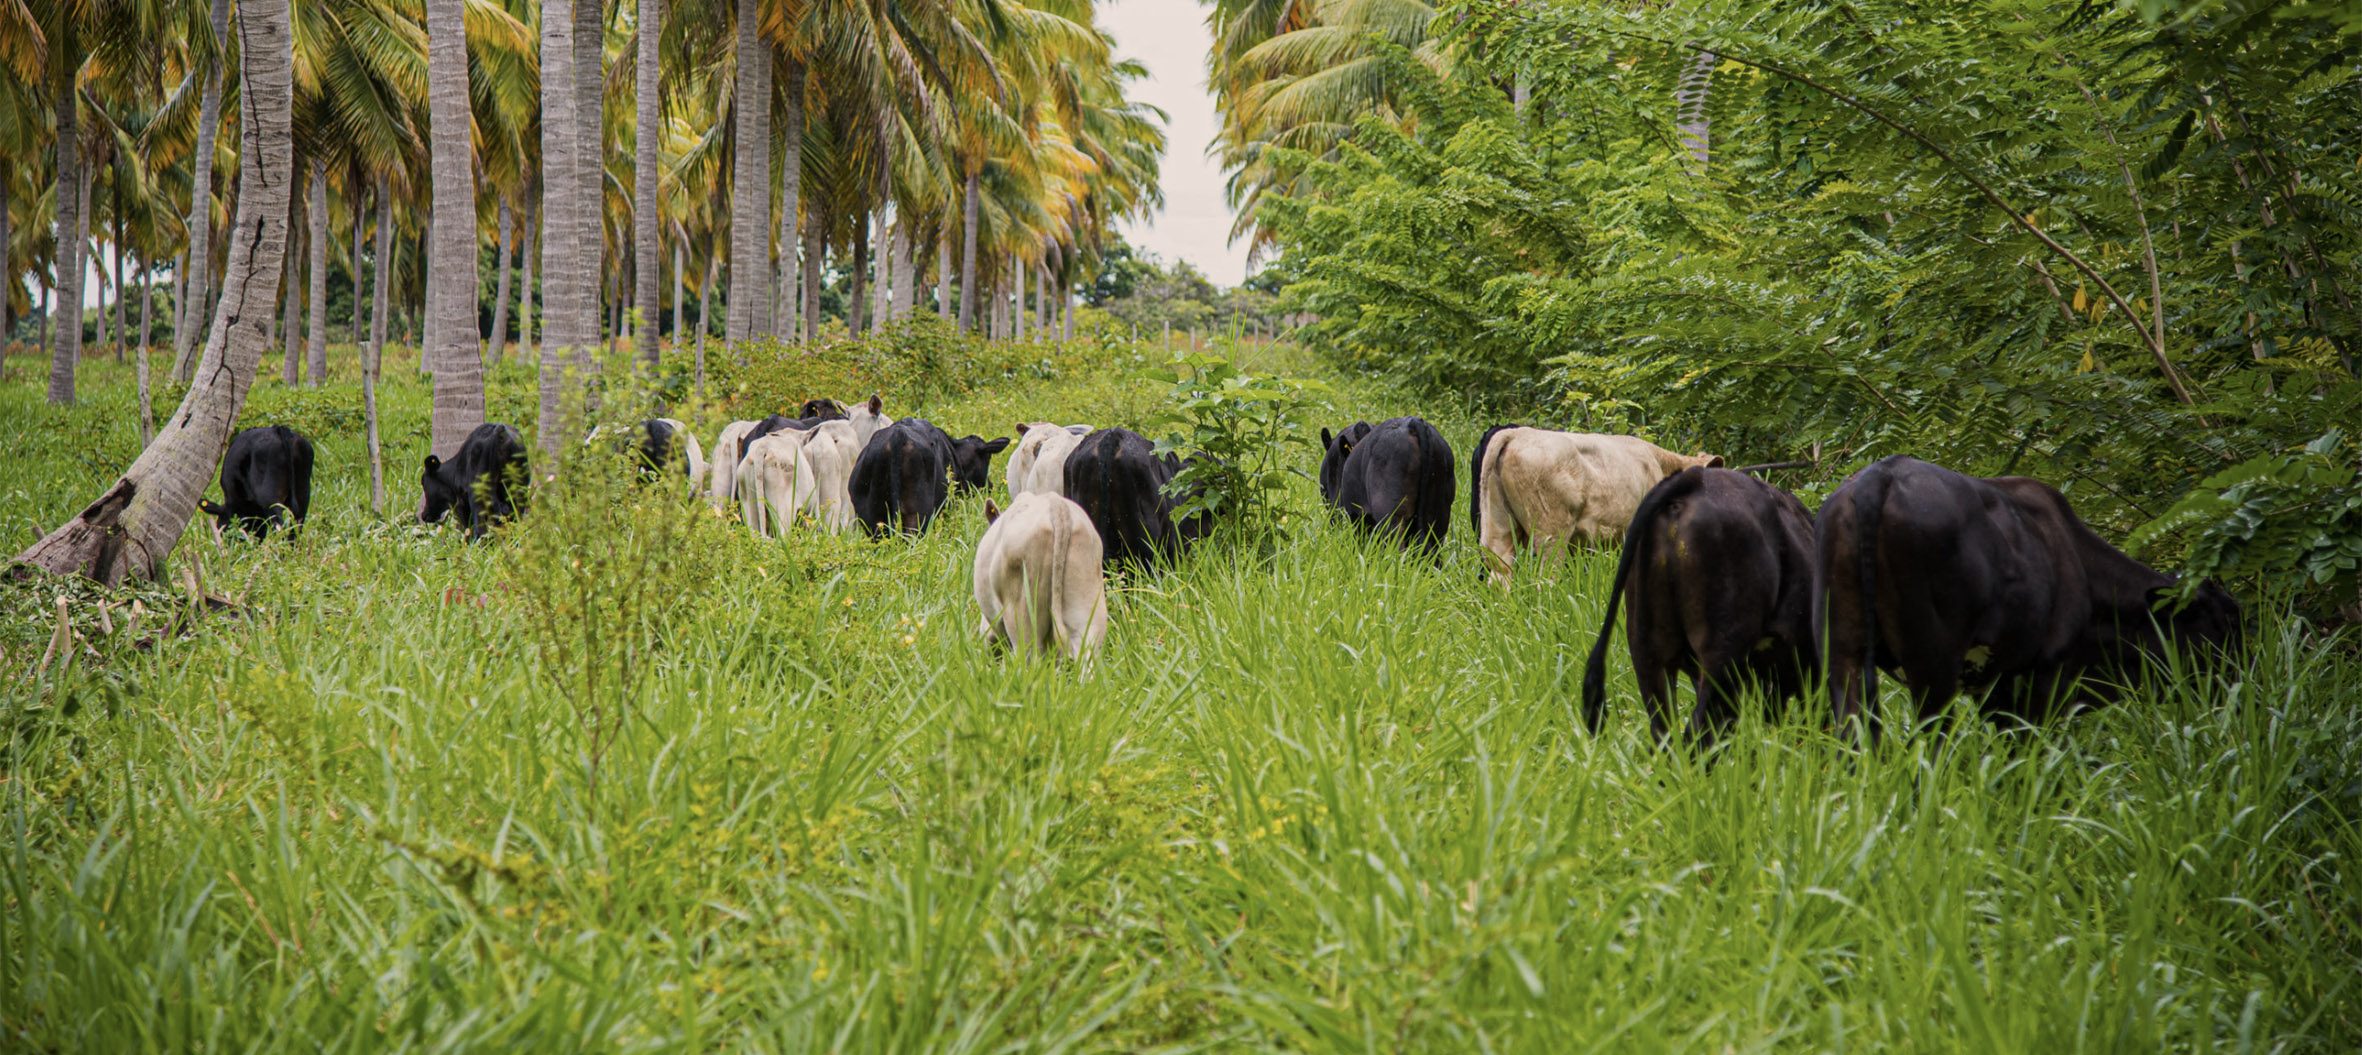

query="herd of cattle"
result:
[199,400,2242,742]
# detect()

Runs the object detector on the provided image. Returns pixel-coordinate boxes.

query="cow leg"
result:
[1686,650,1749,750]
[1634,658,1676,743]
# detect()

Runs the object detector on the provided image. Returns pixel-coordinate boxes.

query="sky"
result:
[1101,0,1253,287]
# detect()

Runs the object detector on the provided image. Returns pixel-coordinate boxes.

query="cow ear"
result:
[984,500,1001,523]
[1015,422,1030,436]
[866,393,883,414]
[983,437,1010,454]
[423,454,441,473]
[1321,428,1332,448]
[1702,454,1726,468]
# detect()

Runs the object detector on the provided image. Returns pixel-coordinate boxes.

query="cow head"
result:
[197,498,234,529]
[950,435,1012,492]
[419,454,462,524]
[801,398,848,421]
[2157,579,2245,660]
[1318,422,1372,506]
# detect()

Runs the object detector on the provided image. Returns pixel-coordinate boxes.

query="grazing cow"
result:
[1062,427,1210,567]
[1816,455,2243,736]
[1007,422,1093,500]
[736,431,820,537]
[1579,467,1817,744]
[1471,426,1723,584]
[201,425,315,539]
[791,419,863,532]
[1318,417,1455,549]
[849,419,955,536]
[638,418,707,495]
[421,422,530,539]
[709,420,760,508]
[974,493,1109,661]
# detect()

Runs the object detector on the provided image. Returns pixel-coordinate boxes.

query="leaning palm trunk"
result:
[427,0,484,457]
[15,0,296,583]
[306,162,329,384]
[722,0,769,352]
[633,0,663,368]
[173,0,233,384]
[489,201,514,367]
[48,31,84,406]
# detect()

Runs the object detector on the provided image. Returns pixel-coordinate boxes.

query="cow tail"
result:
[1850,462,1894,730]
[1470,424,1517,539]
[1581,467,1700,735]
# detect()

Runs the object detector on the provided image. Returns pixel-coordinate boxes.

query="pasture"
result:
[4,339,2358,1052]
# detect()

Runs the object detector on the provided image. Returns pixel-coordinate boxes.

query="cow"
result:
[948,433,1011,493]
[1471,426,1723,584]
[849,419,956,537]
[974,493,1109,662]
[200,425,315,539]
[637,418,706,496]
[708,420,760,509]
[1062,427,1210,568]
[1816,455,2243,738]
[421,422,530,539]
[1007,422,1093,500]
[736,430,820,537]
[794,419,864,532]
[1318,417,1455,550]
[1579,467,1818,746]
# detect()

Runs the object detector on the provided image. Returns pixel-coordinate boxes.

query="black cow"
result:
[947,434,1011,493]
[1580,467,1817,745]
[636,418,683,478]
[1816,455,2242,737]
[850,419,955,537]
[1318,417,1455,549]
[421,422,531,539]
[201,425,315,539]
[800,398,848,420]
[1062,427,1210,568]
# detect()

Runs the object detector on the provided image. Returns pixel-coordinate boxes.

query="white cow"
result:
[1473,427,1722,584]
[737,432,820,537]
[794,420,863,532]
[709,420,761,509]
[1006,422,1094,499]
[650,417,707,497]
[973,493,1108,661]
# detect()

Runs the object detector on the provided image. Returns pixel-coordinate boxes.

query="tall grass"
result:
[2,341,2356,1052]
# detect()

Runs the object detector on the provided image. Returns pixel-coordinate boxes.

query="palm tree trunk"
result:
[571,0,602,382]
[49,30,84,407]
[800,224,821,342]
[634,0,663,368]
[112,175,128,363]
[957,168,981,333]
[936,233,951,320]
[367,181,393,514]
[173,0,232,384]
[723,0,770,352]
[488,200,514,367]
[889,221,915,321]
[848,219,869,334]
[695,249,715,400]
[0,178,10,347]
[17,0,295,582]
[349,172,366,348]
[138,258,154,352]
[1011,254,1025,341]
[517,203,536,362]
[306,161,329,384]
[1036,263,1049,332]
[773,61,805,343]
[671,239,683,345]
[136,260,155,446]
[279,184,301,384]
[539,0,580,456]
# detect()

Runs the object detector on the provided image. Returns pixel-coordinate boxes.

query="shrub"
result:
[1152,349,1331,548]
[2134,430,2362,622]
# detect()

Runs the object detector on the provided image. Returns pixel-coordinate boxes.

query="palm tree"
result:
[633,0,662,366]
[424,0,483,457]
[171,0,230,384]
[18,0,297,582]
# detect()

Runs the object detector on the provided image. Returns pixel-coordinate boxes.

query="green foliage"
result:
[1152,348,1330,545]
[716,315,1109,419]
[2134,430,2362,615]
[1265,0,2362,541]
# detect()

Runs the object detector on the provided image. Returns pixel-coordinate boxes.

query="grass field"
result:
[3,339,2358,1052]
